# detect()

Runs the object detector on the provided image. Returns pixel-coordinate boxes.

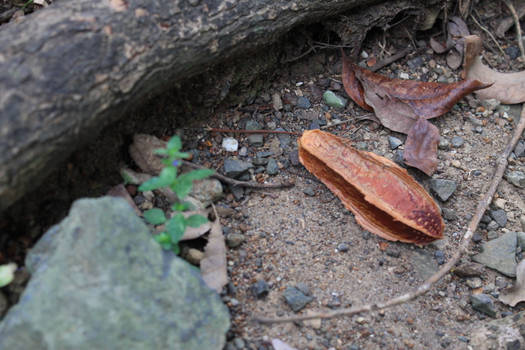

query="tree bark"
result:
[0,0,435,211]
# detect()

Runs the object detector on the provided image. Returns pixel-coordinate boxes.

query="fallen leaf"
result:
[429,37,450,54]
[298,130,444,244]
[463,35,525,104]
[342,52,489,174]
[201,215,228,292]
[271,339,298,350]
[129,134,166,175]
[403,118,440,175]
[180,210,211,241]
[430,17,469,70]
[499,259,525,307]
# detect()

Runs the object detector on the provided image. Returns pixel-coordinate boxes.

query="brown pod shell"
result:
[298,130,444,244]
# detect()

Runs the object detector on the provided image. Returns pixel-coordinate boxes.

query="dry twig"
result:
[254,106,525,324]
[503,0,525,61]
[182,160,295,189]
[470,12,507,59]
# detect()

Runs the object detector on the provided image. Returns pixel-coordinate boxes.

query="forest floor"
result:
[1,1,525,349]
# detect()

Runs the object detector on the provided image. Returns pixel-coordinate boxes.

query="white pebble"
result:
[399,72,410,80]
[222,137,238,152]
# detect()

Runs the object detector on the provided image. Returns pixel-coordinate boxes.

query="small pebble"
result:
[505,171,525,188]
[337,243,350,252]
[296,96,311,109]
[283,286,314,312]
[233,337,245,349]
[470,294,497,318]
[185,248,204,265]
[506,46,521,60]
[434,250,445,265]
[251,280,270,299]
[289,150,300,166]
[222,137,239,152]
[266,159,279,175]
[388,136,403,150]
[226,233,245,248]
[430,179,457,202]
[323,91,347,109]
[438,138,450,150]
[472,233,483,243]
[466,277,482,289]
[303,187,316,196]
[238,147,247,157]
[489,209,507,227]
[451,136,464,148]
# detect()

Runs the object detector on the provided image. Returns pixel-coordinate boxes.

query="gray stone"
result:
[472,231,518,277]
[322,91,347,109]
[470,294,497,318]
[337,243,350,252]
[289,150,300,166]
[303,187,316,196]
[226,233,245,248]
[266,159,279,175]
[394,150,407,167]
[191,178,223,206]
[233,337,245,349]
[438,138,450,150]
[451,136,464,148]
[513,141,525,157]
[283,287,314,312]
[490,209,508,228]
[517,232,525,250]
[430,179,457,201]
[453,262,484,278]
[388,136,403,150]
[295,282,311,296]
[296,96,311,109]
[466,277,482,289]
[223,158,253,178]
[0,197,229,350]
[276,128,291,147]
[245,120,263,146]
[506,171,525,188]
[251,280,269,299]
[257,151,273,158]
[253,157,269,166]
[442,208,457,221]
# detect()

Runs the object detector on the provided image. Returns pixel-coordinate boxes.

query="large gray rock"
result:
[0,197,229,350]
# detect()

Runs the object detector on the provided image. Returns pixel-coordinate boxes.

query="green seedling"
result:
[138,136,214,254]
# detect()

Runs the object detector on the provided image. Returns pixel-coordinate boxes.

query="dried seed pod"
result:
[298,130,444,244]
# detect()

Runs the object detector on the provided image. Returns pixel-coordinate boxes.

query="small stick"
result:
[182,161,295,189]
[370,47,412,72]
[207,128,301,136]
[504,0,525,61]
[470,12,507,59]
[254,106,525,325]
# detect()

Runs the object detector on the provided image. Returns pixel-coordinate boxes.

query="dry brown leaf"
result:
[129,134,166,175]
[463,35,525,104]
[106,184,142,217]
[180,210,211,241]
[342,52,489,174]
[298,130,444,244]
[404,118,440,175]
[201,216,228,292]
[499,259,525,307]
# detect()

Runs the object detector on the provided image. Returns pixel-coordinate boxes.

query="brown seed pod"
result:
[298,130,444,244]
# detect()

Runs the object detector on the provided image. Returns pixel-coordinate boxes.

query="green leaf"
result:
[172,178,193,199]
[186,214,208,228]
[143,208,167,225]
[153,148,169,156]
[138,167,176,191]
[166,213,186,243]
[179,169,215,182]
[172,244,181,255]
[172,202,190,212]
[154,232,171,245]
[167,136,182,151]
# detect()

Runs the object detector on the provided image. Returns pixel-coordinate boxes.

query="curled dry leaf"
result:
[342,50,489,175]
[201,215,228,292]
[298,130,444,244]
[463,35,525,104]
[500,259,525,307]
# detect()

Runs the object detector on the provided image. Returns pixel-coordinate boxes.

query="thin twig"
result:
[370,47,412,72]
[254,107,525,324]
[504,0,525,61]
[182,161,295,189]
[470,12,507,59]
[207,128,301,136]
